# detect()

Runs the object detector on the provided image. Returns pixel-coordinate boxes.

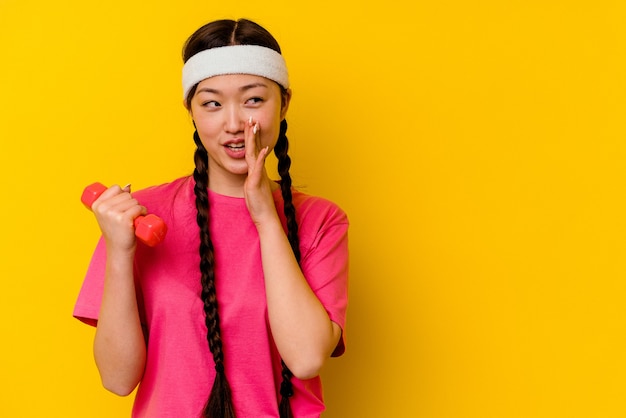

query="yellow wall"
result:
[1,1,624,416]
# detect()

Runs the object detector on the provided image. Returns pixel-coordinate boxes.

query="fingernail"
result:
[248,116,253,125]
[123,183,131,191]
[253,122,258,134]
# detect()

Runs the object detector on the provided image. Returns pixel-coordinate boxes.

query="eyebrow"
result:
[196,82,269,95]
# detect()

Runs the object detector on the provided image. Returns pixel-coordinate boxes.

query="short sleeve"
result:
[73,237,107,327]
[298,202,349,357]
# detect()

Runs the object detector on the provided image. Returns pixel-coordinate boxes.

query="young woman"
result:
[74,18,349,418]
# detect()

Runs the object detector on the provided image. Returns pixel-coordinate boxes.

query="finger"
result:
[245,116,257,162]
[111,196,143,213]
[245,119,265,177]
[93,187,138,216]
[247,146,269,184]
[126,204,148,220]
[257,146,269,164]
[91,184,124,211]
[120,184,146,215]
[253,121,261,152]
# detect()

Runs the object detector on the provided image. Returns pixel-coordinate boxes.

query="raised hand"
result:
[243,117,280,227]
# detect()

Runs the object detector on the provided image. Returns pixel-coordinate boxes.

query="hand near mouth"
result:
[243,117,280,227]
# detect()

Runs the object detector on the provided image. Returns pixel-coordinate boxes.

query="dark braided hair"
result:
[184,19,299,418]
[275,119,301,263]
[193,130,236,418]
[274,119,300,418]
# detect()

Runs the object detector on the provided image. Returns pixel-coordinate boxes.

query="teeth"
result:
[227,144,244,149]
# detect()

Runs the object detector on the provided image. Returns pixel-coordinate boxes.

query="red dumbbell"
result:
[81,182,167,247]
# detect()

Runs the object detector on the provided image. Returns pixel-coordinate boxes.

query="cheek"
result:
[195,119,219,142]
[196,129,220,154]
[259,111,283,146]
[260,125,280,148]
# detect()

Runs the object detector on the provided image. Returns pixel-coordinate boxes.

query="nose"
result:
[224,105,245,133]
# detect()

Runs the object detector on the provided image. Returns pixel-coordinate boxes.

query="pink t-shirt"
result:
[73,176,349,418]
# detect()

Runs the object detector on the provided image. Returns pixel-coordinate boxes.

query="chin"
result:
[226,165,249,176]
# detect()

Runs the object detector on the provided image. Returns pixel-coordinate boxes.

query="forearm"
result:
[257,220,341,380]
[93,248,146,396]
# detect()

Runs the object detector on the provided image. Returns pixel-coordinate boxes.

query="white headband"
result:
[182,44,289,99]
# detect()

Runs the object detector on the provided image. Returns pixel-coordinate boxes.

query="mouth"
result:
[225,143,245,150]
[223,140,247,159]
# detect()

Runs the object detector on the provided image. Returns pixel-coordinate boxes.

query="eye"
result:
[201,100,221,108]
[245,97,264,105]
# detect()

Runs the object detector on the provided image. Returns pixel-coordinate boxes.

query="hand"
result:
[90,184,147,252]
[243,118,279,226]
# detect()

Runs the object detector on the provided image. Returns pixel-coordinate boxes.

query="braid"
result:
[274,119,299,418]
[193,130,236,418]
[275,119,301,261]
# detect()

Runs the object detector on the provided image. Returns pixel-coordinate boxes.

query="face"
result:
[188,74,290,186]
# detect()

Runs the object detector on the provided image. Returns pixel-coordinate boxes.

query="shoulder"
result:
[132,176,193,206]
[131,176,194,218]
[290,188,349,232]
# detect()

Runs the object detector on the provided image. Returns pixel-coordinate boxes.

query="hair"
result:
[185,19,300,418]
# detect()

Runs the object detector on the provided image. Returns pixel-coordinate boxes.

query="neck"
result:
[205,171,280,197]
[207,172,246,197]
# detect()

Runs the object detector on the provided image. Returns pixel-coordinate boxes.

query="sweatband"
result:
[182,45,289,99]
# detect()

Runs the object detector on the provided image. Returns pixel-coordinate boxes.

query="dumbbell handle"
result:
[81,182,167,247]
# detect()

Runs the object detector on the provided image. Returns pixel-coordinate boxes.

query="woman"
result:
[74,18,349,418]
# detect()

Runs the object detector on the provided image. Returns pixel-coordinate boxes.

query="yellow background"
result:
[1,0,624,417]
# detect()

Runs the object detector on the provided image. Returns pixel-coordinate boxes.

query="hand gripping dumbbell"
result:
[81,182,167,247]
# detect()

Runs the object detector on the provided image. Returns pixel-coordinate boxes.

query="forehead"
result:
[196,74,279,92]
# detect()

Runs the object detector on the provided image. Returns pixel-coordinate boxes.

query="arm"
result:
[257,220,342,379]
[90,185,147,395]
[244,120,342,379]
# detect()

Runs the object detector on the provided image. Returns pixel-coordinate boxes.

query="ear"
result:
[280,88,292,120]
